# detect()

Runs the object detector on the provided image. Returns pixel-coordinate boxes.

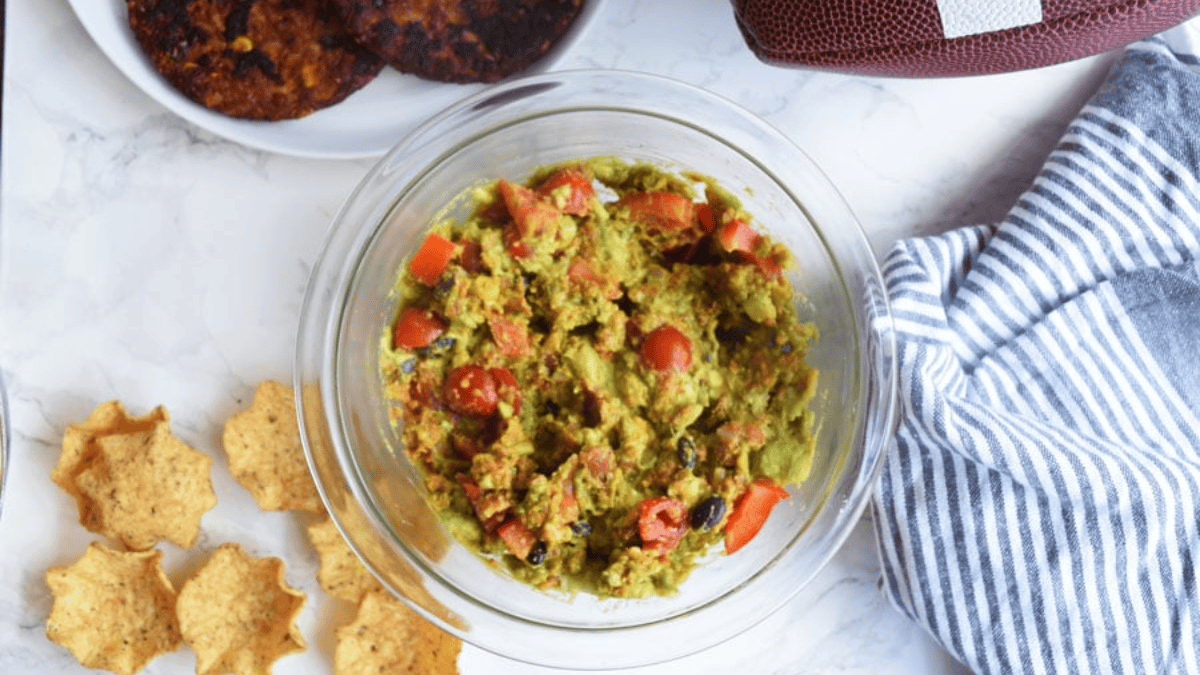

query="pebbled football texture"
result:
[733,0,1200,77]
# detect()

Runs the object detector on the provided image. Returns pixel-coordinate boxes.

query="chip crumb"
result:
[45,542,182,675]
[53,401,169,530]
[177,543,307,675]
[334,589,461,675]
[74,421,217,550]
[306,516,383,603]
[223,381,322,512]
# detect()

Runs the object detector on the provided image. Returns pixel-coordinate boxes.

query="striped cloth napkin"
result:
[872,21,1200,675]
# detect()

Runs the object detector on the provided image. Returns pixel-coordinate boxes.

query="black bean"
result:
[416,336,455,359]
[526,541,548,565]
[543,399,561,416]
[570,521,592,536]
[676,436,698,469]
[400,358,417,374]
[433,276,455,300]
[690,496,726,530]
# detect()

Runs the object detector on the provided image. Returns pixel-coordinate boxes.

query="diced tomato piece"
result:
[497,518,538,560]
[693,202,717,233]
[618,191,695,231]
[502,222,533,259]
[748,252,783,280]
[567,258,602,285]
[487,314,532,359]
[581,445,613,481]
[639,325,693,372]
[408,232,456,286]
[536,168,594,216]
[443,365,498,418]
[489,367,522,416]
[450,432,484,459]
[637,497,688,555]
[407,378,442,410]
[498,180,560,238]
[558,482,579,521]
[567,258,620,300]
[460,239,483,274]
[716,218,761,255]
[456,473,506,532]
[392,306,446,350]
[724,479,790,554]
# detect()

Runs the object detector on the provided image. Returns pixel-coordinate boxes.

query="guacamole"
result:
[381,158,819,598]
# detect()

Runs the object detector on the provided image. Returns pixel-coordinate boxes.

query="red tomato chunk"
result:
[638,497,689,555]
[392,306,446,350]
[724,479,790,554]
[409,232,456,286]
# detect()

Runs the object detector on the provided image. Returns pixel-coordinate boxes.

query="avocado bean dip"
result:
[381,157,819,598]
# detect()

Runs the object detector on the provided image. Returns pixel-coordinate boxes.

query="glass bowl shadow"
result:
[295,69,897,670]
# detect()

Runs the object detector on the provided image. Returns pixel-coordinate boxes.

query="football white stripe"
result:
[937,0,1044,39]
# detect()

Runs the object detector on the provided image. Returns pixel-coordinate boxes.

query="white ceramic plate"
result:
[67,0,598,159]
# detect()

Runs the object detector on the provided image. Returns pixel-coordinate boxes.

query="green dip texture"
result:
[381,157,819,598]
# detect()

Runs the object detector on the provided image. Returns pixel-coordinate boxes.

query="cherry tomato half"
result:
[489,366,522,416]
[392,306,446,350]
[639,325,693,372]
[408,232,456,286]
[443,365,499,418]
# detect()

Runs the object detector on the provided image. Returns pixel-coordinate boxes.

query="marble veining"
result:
[0,0,1121,672]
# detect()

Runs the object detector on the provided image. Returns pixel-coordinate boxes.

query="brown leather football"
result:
[733,0,1200,77]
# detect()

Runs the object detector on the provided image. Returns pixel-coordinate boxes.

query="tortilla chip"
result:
[334,589,461,675]
[306,516,383,603]
[223,381,322,512]
[176,543,307,675]
[53,401,169,529]
[45,542,182,675]
[73,421,217,551]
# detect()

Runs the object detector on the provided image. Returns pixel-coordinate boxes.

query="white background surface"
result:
[0,0,1121,672]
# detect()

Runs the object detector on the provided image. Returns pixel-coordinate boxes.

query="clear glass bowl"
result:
[296,69,897,670]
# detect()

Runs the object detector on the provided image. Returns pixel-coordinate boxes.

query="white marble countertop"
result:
[0,0,1122,673]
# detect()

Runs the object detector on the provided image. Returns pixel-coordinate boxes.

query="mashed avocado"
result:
[381,158,819,598]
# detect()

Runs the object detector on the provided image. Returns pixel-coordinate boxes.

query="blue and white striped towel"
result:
[873,21,1200,675]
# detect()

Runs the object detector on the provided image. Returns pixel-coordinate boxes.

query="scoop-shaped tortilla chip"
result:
[334,589,461,675]
[176,543,307,675]
[75,422,216,550]
[306,516,383,603]
[45,542,182,675]
[223,381,322,512]
[53,401,169,530]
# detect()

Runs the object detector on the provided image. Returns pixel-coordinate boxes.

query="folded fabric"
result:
[872,20,1200,675]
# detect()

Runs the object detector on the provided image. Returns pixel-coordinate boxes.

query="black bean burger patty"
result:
[127,0,385,121]
[328,0,584,84]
